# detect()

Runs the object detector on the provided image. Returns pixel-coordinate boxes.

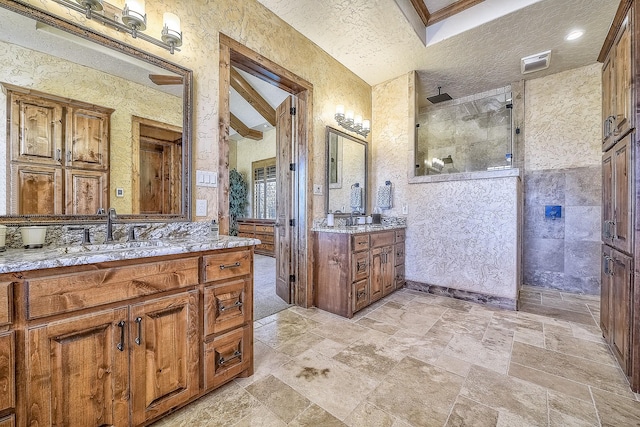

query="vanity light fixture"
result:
[334,105,371,138]
[58,0,184,54]
[122,0,147,38]
[161,12,182,54]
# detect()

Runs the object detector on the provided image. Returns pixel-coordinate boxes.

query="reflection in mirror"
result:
[0,2,192,222]
[326,127,367,215]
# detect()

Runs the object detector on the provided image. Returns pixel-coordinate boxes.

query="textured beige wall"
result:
[15,0,371,221]
[373,73,520,300]
[525,63,602,170]
[0,39,182,214]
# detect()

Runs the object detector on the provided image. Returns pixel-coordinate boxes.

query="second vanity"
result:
[0,234,258,427]
[313,224,406,318]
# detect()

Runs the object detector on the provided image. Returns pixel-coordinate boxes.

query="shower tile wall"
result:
[523,167,601,294]
[523,63,602,295]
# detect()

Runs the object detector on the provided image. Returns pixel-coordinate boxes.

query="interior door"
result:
[275,96,294,303]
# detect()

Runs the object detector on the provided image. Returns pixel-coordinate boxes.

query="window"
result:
[252,158,276,219]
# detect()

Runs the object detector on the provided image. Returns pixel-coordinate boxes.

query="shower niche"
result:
[415,86,514,176]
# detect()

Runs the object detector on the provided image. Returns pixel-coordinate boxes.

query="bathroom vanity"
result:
[0,236,257,426]
[313,225,405,318]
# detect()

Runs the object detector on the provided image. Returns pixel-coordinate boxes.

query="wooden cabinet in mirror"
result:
[0,0,193,224]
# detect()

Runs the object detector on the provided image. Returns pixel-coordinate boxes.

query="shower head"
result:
[427,86,452,104]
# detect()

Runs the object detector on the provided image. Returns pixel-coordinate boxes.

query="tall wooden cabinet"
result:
[3,84,112,215]
[313,228,406,318]
[600,0,640,392]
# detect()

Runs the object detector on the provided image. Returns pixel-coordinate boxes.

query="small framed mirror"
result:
[325,127,367,215]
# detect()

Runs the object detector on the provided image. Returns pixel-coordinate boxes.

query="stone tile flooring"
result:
[151,285,640,426]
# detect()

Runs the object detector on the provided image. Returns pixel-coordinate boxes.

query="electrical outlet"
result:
[402,204,408,215]
[195,199,207,216]
[313,184,323,195]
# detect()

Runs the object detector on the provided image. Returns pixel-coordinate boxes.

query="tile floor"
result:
[151,285,640,426]
[253,254,291,320]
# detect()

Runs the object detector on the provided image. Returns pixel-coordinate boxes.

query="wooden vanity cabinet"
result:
[314,228,406,318]
[4,246,254,427]
[0,282,14,423]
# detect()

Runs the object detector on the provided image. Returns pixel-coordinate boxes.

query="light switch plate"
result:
[196,170,218,187]
[402,204,408,215]
[195,199,207,216]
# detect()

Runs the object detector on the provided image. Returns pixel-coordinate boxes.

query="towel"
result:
[377,184,392,209]
[350,186,362,210]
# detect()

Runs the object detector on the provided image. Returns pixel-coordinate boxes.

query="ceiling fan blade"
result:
[149,74,184,85]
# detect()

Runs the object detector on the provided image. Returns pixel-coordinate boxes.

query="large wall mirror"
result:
[325,127,367,215]
[0,1,192,224]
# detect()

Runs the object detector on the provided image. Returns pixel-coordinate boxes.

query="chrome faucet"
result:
[106,208,117,242]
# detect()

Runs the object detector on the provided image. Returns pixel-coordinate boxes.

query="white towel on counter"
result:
[350,186,362,210]
[377,184,392,209]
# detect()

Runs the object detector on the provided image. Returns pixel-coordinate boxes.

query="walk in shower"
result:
[415,86,514,176]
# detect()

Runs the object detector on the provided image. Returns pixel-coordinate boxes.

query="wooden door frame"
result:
[218,34,314,308]
[131,116,183,214]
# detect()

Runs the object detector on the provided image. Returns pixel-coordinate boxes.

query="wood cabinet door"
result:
[204,325,252,390]
[10,164,63,215]
[26,308,129,427]
[0,415,14,427]
[612,135,632,254]
[600,246,613,341]
[614,12,632,138]
[370,247,385,303]
[602,151,614,245]
[602,55,614,148]
[0,332,14,414]
[65,169,108,215]
[382,247,395,296]
[130,291,199,426]
[611,250,632,375]
[67,107,110,170]
[352,279,369,314]
[9,92,63,165]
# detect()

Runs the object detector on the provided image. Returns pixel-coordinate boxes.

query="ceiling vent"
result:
[521,50,551,74]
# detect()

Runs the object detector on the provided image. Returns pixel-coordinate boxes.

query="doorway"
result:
[218,34,313,309]
[132,116,182,214]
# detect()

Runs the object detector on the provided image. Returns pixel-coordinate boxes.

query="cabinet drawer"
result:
[204,278,251,336]
[256,225,274,233]
[203,250,252,282]
[352,251,369,282]
[0,332,14,413]
[352,279,369,314]
[352,234,370,252]
[371,231,394,248]
[256,233,274,244]
[238,232,253,239]
[0,282,11,327]
[395,229,405,243]
[204,325,251,389]
[27,257,199,319]
[0,415,14,427]
[395,243,405,266]
[238,224,255,233]
[256,243,274,253]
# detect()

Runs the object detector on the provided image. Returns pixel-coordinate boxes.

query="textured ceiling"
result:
[258,0,617,106]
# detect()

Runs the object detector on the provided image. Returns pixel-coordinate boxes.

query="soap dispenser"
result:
[211,219,219,240]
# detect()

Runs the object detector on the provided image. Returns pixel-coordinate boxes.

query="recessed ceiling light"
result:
[566,30,584,41]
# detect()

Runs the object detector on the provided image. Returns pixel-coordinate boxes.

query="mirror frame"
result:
[325,126,367,216]
[0,0,192,225]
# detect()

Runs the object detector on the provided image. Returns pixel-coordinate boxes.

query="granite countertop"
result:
[0,235,260,274]
[312,223,406,234]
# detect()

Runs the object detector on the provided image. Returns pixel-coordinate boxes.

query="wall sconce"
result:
[52,0,184,54]
[335,105,370,138]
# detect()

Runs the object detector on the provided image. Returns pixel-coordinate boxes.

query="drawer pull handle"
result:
[135,317,142,345]
[219,350,242,366]
[220,262,241,270]
[357,261,367,272]
[358,241,367,245]
[357,290,367,300]
[116,320,126,351]
[220,301,243,312]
